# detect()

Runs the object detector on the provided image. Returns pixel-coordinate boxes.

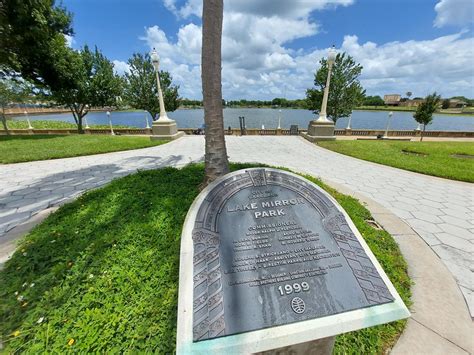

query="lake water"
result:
[15,108,474,131]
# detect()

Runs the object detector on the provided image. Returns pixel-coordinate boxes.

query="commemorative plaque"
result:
[177,168,409,354]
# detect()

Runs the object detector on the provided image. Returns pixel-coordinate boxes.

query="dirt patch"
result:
[365,219,383,230]
[401,149,428,157]
[451,154,474,160]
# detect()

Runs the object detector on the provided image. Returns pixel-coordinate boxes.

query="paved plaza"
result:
[0,136,473,317]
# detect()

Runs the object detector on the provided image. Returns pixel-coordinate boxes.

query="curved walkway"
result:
[0,136,473,318]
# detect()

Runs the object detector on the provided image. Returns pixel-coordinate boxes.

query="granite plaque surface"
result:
[189,168,396,342]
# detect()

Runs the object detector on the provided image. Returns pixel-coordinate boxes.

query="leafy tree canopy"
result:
[0,0,73,88]
[122,53,179,120]
[413,92,441,140]
[362,95,385,106]
[0,77,31,133]
[48,45,122,132]
[306,52,365,122]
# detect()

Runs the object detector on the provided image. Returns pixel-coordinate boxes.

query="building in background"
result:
[383,94,401,106]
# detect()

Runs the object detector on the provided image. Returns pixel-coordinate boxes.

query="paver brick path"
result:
[1,136,473,316]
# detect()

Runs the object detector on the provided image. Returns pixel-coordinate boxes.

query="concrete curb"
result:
[326,181,473,355]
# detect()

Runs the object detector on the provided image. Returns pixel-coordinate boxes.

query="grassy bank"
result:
[2,120,133,130]
[318,141,474,182]
[0,135,166,164]
[0,164,411,353]
[355,106,474,115]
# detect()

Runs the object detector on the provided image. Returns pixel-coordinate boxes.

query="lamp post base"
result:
[305,120,336,141]
[150,119,185,141]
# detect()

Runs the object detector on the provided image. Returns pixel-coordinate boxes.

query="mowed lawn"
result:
[0,135,166,164]
[318,141,474,183]
[0,164,410,354]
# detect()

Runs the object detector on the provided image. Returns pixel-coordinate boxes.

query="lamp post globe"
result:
[150,48,170,122]
[150,49,160,70]
[327,45,337,64]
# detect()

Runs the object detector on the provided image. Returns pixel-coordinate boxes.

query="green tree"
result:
[0,77,30,134]
[201,0,229,185]
[49,46,122,133]
[122,53,179,120]
[0,0,73,88]
[306,52,365,123]
[441,99,450,109]
[363,95,385,106]
[413,92,441,141]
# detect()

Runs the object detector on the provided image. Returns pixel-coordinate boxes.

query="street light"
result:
[107,111,115,135]
[84,105,90,129]
[23,110,33,129]
[315,45,337,123]
[145,114,151,129]
[278,109,282,129]
[150,48,171,122]
[346,111,353,130]
[383,111,393,139]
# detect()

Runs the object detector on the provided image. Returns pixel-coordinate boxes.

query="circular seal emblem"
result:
[291,297,306,314]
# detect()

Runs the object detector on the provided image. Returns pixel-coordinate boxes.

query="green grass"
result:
[3,120,133,130]
[0,135,166,164]
[0,164,411,353]
[318,141,474,183]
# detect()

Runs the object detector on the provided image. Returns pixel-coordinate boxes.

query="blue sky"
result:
[63,0,474,100]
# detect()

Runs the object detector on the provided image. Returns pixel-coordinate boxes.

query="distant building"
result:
[400,99,425,107]
[383,94,401,106]
[448,99,467,108]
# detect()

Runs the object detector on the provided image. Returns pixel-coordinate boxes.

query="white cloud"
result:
[340,33,474,97]
[112,60,130,75]
[136,0,474,99]
[64,34,75,48]
[434,0,474,28]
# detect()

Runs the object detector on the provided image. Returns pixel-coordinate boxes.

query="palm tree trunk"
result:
[201,0,229,186]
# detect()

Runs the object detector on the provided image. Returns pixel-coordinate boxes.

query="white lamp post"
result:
[278,109,282,129]
[145,114,151,129]
[107,111,115,135]
[150,48,170,122]
[23,110,33,129]
[383,111,393,139]
[316,46,337,123]
[346,111,353,130]
[84,105,90,129]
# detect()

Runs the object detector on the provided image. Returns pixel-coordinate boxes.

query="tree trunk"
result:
[421,124,425,142]
[1,110,10,135]
[201,0,229,186]
[69,106,84,134]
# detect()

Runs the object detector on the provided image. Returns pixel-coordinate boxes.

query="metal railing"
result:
[1,127,473,138]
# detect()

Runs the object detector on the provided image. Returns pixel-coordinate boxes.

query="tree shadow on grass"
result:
[0,164,205,352]
[0,135,68,142]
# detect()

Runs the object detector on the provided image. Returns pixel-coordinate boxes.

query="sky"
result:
[63,0,474,100]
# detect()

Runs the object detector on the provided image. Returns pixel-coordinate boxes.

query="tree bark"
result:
[1,109,10,135]
[201,0,229,186]
[421,124,425,142]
